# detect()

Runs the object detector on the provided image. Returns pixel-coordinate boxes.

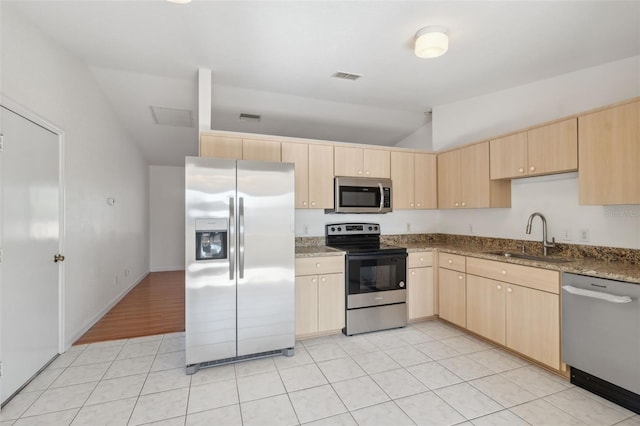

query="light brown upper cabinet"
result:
[334,146,390,178]
[200,135,281,162]
[391,151,437,209]
[437,142,511,209]
[490,118,578,180]
[308,144,335,209]
[282,142,334,209]
[578,100,640,205]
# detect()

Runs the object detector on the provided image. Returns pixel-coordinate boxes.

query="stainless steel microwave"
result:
[328,176,392,214]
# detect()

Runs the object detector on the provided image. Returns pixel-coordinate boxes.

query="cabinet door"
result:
[282,142,309,208]
[527,118,577,177]
[490,132,528,179]
[460,142,491,208]
[408,267,434,320]
[308,144,334,209]
[200,135,242,159]
[295,275,318,336]
[579,101,640,205]
[466,275,505,345]
[318,273,345,332]
[391,151,415,209]
[363,149,390,178]
[414,153,437,209]
[506,284,560,369]
[437,150,461,208]
[334,146,363,177]
[438,268,466,328]
[242,139,281,162]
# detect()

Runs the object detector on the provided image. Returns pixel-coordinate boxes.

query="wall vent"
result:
[332,71,362,81]
[239,113,261,122]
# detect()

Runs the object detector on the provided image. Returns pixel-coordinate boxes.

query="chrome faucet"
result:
[526,212,555,256]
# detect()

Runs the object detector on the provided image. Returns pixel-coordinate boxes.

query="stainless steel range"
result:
[325,223,407,335]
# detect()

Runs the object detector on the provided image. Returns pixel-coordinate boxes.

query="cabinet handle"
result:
[501,269,507,275]
[411,271,415,276]
[365,170,370,175]
[461,201,466,207]
[320,277,326,282]
[358,170,363,175]
[420,257,424,261]
[303,201,307,206]
[497,284,502,290]
[316,263,321,268]
[507,287,513,293]
[311,201,316,207]
[448,259,453,264]
[455,202,459,207]
[458,275,463,280]
[312,277,317,283]
[518,167,524,173]
[417,203,421,207]
[410,203,414,207]
[529,166,536,172]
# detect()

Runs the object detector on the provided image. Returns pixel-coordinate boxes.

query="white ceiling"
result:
[6,1,640,166]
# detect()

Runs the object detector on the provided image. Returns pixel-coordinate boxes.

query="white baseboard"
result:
[150,266,185,272]
[65,270,149,350]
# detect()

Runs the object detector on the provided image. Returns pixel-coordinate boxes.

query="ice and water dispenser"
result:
[195,218,228,261]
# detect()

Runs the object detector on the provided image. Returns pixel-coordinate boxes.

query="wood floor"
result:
[74,271,185,345]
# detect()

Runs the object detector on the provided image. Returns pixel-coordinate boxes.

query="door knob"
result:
[54,254,65,263]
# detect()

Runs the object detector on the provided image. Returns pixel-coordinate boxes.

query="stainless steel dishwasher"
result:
[562,272,640,414]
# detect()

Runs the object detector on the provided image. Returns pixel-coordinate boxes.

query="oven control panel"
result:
[326,223,380,236]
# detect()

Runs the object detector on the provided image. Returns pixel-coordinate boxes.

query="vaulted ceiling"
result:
[6,1,640,165]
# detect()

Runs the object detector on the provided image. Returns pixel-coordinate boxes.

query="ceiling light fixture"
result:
[167,0,192,4]
[414,26,449,59]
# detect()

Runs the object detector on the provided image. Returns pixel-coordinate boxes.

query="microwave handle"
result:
[378,182,384,212]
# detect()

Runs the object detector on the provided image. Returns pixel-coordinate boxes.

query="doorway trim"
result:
[1,94,66,354]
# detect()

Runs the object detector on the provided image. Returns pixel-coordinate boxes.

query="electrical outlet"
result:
[406,223,411,232]
[114,275,119,285]
[303,224,309,235]
[124,269,129,277]
[562,229,572,241]
[468,224,474,234]
[579,228,590,242]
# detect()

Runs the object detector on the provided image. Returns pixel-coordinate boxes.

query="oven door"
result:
[346,252,407,308]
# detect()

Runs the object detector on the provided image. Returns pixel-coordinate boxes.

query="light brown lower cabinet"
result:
[407,251,434,320]
[295,256,345,337]
[437,268,466,328]
[466,257,561,370]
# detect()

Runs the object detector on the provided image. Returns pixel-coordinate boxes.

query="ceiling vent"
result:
[150,106,194,128]
[332,71,362,81]
[239,113,261,122]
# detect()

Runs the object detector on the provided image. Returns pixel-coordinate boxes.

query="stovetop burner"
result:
[325,223,406,255]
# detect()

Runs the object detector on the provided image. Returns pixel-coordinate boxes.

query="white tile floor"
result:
[1,319,639,426]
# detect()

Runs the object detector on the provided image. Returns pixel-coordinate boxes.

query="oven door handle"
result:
[348,252,407,261]
[562,285,632,303]
[378,182,384,212]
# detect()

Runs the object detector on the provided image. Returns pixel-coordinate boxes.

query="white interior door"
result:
[0,105,61,404]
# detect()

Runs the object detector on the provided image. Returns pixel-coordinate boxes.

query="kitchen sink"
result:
[483,250,573,263]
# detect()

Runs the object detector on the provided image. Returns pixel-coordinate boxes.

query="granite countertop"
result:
[399,242,640,285]
[295,245,345,258]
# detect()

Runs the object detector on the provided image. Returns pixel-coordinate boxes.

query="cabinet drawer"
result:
[408,251,433,268]
[467,257,559,294]
[438,252,466,272]
[296,255,344,276]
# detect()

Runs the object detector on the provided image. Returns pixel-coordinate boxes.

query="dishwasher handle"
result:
[562,285,632,304]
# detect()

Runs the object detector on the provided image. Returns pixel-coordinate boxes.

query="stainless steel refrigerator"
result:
[185,156,295,374]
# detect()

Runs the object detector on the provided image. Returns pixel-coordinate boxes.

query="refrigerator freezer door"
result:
[236,160,295,356]
[185,157,237,365]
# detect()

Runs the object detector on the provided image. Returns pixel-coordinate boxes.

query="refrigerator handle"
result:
[229,197,235,280]
[239,197,245,279]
